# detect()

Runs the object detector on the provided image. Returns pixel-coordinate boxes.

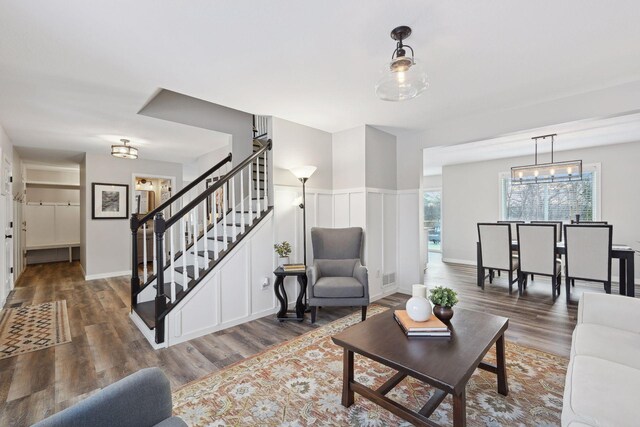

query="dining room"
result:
[423,113,640,303]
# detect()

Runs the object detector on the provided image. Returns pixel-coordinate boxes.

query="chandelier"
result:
[511,134,582,184]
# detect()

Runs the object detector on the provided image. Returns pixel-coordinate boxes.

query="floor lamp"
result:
[289,166,317,267]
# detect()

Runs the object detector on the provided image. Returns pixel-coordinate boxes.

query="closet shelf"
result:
[26,180,80,188]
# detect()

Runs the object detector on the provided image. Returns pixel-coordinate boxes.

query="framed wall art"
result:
[92,183,129,219]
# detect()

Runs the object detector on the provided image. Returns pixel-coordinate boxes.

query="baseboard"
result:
[441,258,475,266]
[85,270,131,281]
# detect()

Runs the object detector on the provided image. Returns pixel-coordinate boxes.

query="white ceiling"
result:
[423,111,640,175]
[1,1,640,163]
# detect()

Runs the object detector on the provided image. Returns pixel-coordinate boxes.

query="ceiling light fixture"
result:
[511,134,582,184]
[111,139,138,159]
[375,25,428,101]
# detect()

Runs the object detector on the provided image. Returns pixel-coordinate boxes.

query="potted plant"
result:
[428,286,459,322]
[274,241,292,267]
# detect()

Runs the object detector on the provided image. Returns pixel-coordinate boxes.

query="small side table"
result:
[273,267,307,321]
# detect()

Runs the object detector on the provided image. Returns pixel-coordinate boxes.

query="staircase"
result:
[130,125,272,346]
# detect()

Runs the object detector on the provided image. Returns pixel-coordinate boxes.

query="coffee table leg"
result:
[453,388,466,427]
[342,349,354,407]
[496,334,509,396]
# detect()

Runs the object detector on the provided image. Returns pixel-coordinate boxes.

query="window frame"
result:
[498,162,601,221]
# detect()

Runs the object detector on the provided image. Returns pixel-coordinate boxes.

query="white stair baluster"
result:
[240,169,245,231]
[202,199,209,267]
[248,161,253,226]
[213,191,219,260]
[256,157,262,218]
[181,215,187,284]
[192,209,199,280]
[170,226,176,302]
[263,151,268,208]
[152,225,157,276]
[223,181,228,250]
[231,176,236,242]
[142,222,148,282]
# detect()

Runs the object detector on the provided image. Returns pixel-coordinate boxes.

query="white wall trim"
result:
[85,270,130,281]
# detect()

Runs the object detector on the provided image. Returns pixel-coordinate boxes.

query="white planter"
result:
[278,256,290,267]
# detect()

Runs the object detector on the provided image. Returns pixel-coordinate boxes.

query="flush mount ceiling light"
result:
[111,139,138,159]
[375,25,428,102]
[511,134,582,184]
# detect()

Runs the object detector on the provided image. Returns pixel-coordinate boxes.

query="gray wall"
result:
[365,126,397,190]
[332,126,365,190]
[271,117,333,189]
[395,130,424,190]
[423,174,442,188]
[81,153,183,278]
[138,89,253,170]
[442,140,640,263]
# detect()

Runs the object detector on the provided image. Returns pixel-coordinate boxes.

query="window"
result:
[500,165,599,221]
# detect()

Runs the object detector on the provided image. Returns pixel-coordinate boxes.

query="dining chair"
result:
[563,224,613,303]
[570,220,608,224]
[478,223,519,294]
[497,220,525,240]
[530,221,563,242]
[516,224,562,300]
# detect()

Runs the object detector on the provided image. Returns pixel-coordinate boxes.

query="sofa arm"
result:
[578,293,640,334]
[33,368,184,427]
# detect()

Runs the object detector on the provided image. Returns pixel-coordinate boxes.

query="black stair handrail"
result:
[165,139,272,229]
[131,153,232,231]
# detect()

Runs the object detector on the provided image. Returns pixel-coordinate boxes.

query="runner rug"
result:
[0,300,71,360]
[173,305,567,426]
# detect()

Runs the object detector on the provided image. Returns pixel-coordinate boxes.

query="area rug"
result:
[0,300,71,360]
[173,306,567,426]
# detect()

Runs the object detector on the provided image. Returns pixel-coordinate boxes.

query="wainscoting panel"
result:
[366,192,383,298]
[383,193,397,283]
[349,192,366,229]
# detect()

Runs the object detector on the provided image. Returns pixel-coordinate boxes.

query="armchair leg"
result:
[311,306,317,324]
[361,306,367,321]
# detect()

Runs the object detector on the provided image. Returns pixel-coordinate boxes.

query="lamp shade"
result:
[289,165,317,180]
[376,58,428,102]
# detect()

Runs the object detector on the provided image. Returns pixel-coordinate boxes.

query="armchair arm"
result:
[353,260,369,299]
[307,262,321,298]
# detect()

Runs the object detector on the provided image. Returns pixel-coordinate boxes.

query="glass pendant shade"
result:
[289,165,317,180]
[111,139,138,159]
[376,57,428,101]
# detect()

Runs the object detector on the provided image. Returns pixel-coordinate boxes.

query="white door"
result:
[4,201,12,296]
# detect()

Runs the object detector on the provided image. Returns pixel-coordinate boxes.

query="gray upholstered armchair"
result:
[308,227,369,323]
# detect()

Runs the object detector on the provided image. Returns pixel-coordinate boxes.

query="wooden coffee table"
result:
[331,307,509,427]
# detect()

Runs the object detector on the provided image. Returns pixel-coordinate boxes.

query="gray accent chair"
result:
[33,368,186,427]
[307,227,369,323]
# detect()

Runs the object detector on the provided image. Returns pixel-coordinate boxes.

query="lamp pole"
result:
[300,177,308,266]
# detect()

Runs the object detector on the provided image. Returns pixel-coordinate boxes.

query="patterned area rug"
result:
[0,300,72,360]
[173,306,567,426]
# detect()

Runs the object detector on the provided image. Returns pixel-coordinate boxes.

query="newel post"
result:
[130,214,140,310]
[154,212,167,344]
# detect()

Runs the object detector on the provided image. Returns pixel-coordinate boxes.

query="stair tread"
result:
[175,265,207,279]
[207,235,234,242]
[153,283,185,295]
[133,301,156,329]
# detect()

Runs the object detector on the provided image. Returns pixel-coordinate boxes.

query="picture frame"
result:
[92,183,129,219]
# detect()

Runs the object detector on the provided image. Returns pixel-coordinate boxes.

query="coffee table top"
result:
[332,307,508,394]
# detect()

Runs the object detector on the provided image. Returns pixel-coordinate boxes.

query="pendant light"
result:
[511,134,582,184]
[111,139,138,159]
[375,25,428,101]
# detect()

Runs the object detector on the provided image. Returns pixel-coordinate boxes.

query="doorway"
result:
[423,189,441,253]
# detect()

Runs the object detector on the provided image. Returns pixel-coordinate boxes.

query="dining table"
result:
[476,241,636,297]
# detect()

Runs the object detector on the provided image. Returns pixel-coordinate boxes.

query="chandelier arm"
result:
[402,44,415,58]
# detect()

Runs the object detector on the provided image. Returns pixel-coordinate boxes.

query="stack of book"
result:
[283,263,306,272]
[393,310,451,337]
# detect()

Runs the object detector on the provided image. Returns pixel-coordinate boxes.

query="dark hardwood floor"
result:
[1,255,633,425]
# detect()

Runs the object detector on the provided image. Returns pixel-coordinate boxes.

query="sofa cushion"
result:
[573,324,640,370]
[314,277,364,298]
[562,355,640,427]
[315,259,357,277]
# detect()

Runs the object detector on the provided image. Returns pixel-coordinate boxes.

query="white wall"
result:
[333,126,365,190]
[183,143,232,182]
[442,140,640,264]
[365,126,397,190]
[0,124,17,305]
[81,153,183,279]
[272,117,333,189]
[423,175,442,188]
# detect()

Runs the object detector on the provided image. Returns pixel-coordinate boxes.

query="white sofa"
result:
[562,293,640,427]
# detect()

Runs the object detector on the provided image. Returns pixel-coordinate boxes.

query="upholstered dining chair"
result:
[516,224,562,300]
[497,220,525,241]
[564,224,613,303]
[530,221,564,242]
[307,227,369,323]
[478,223,519,294]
